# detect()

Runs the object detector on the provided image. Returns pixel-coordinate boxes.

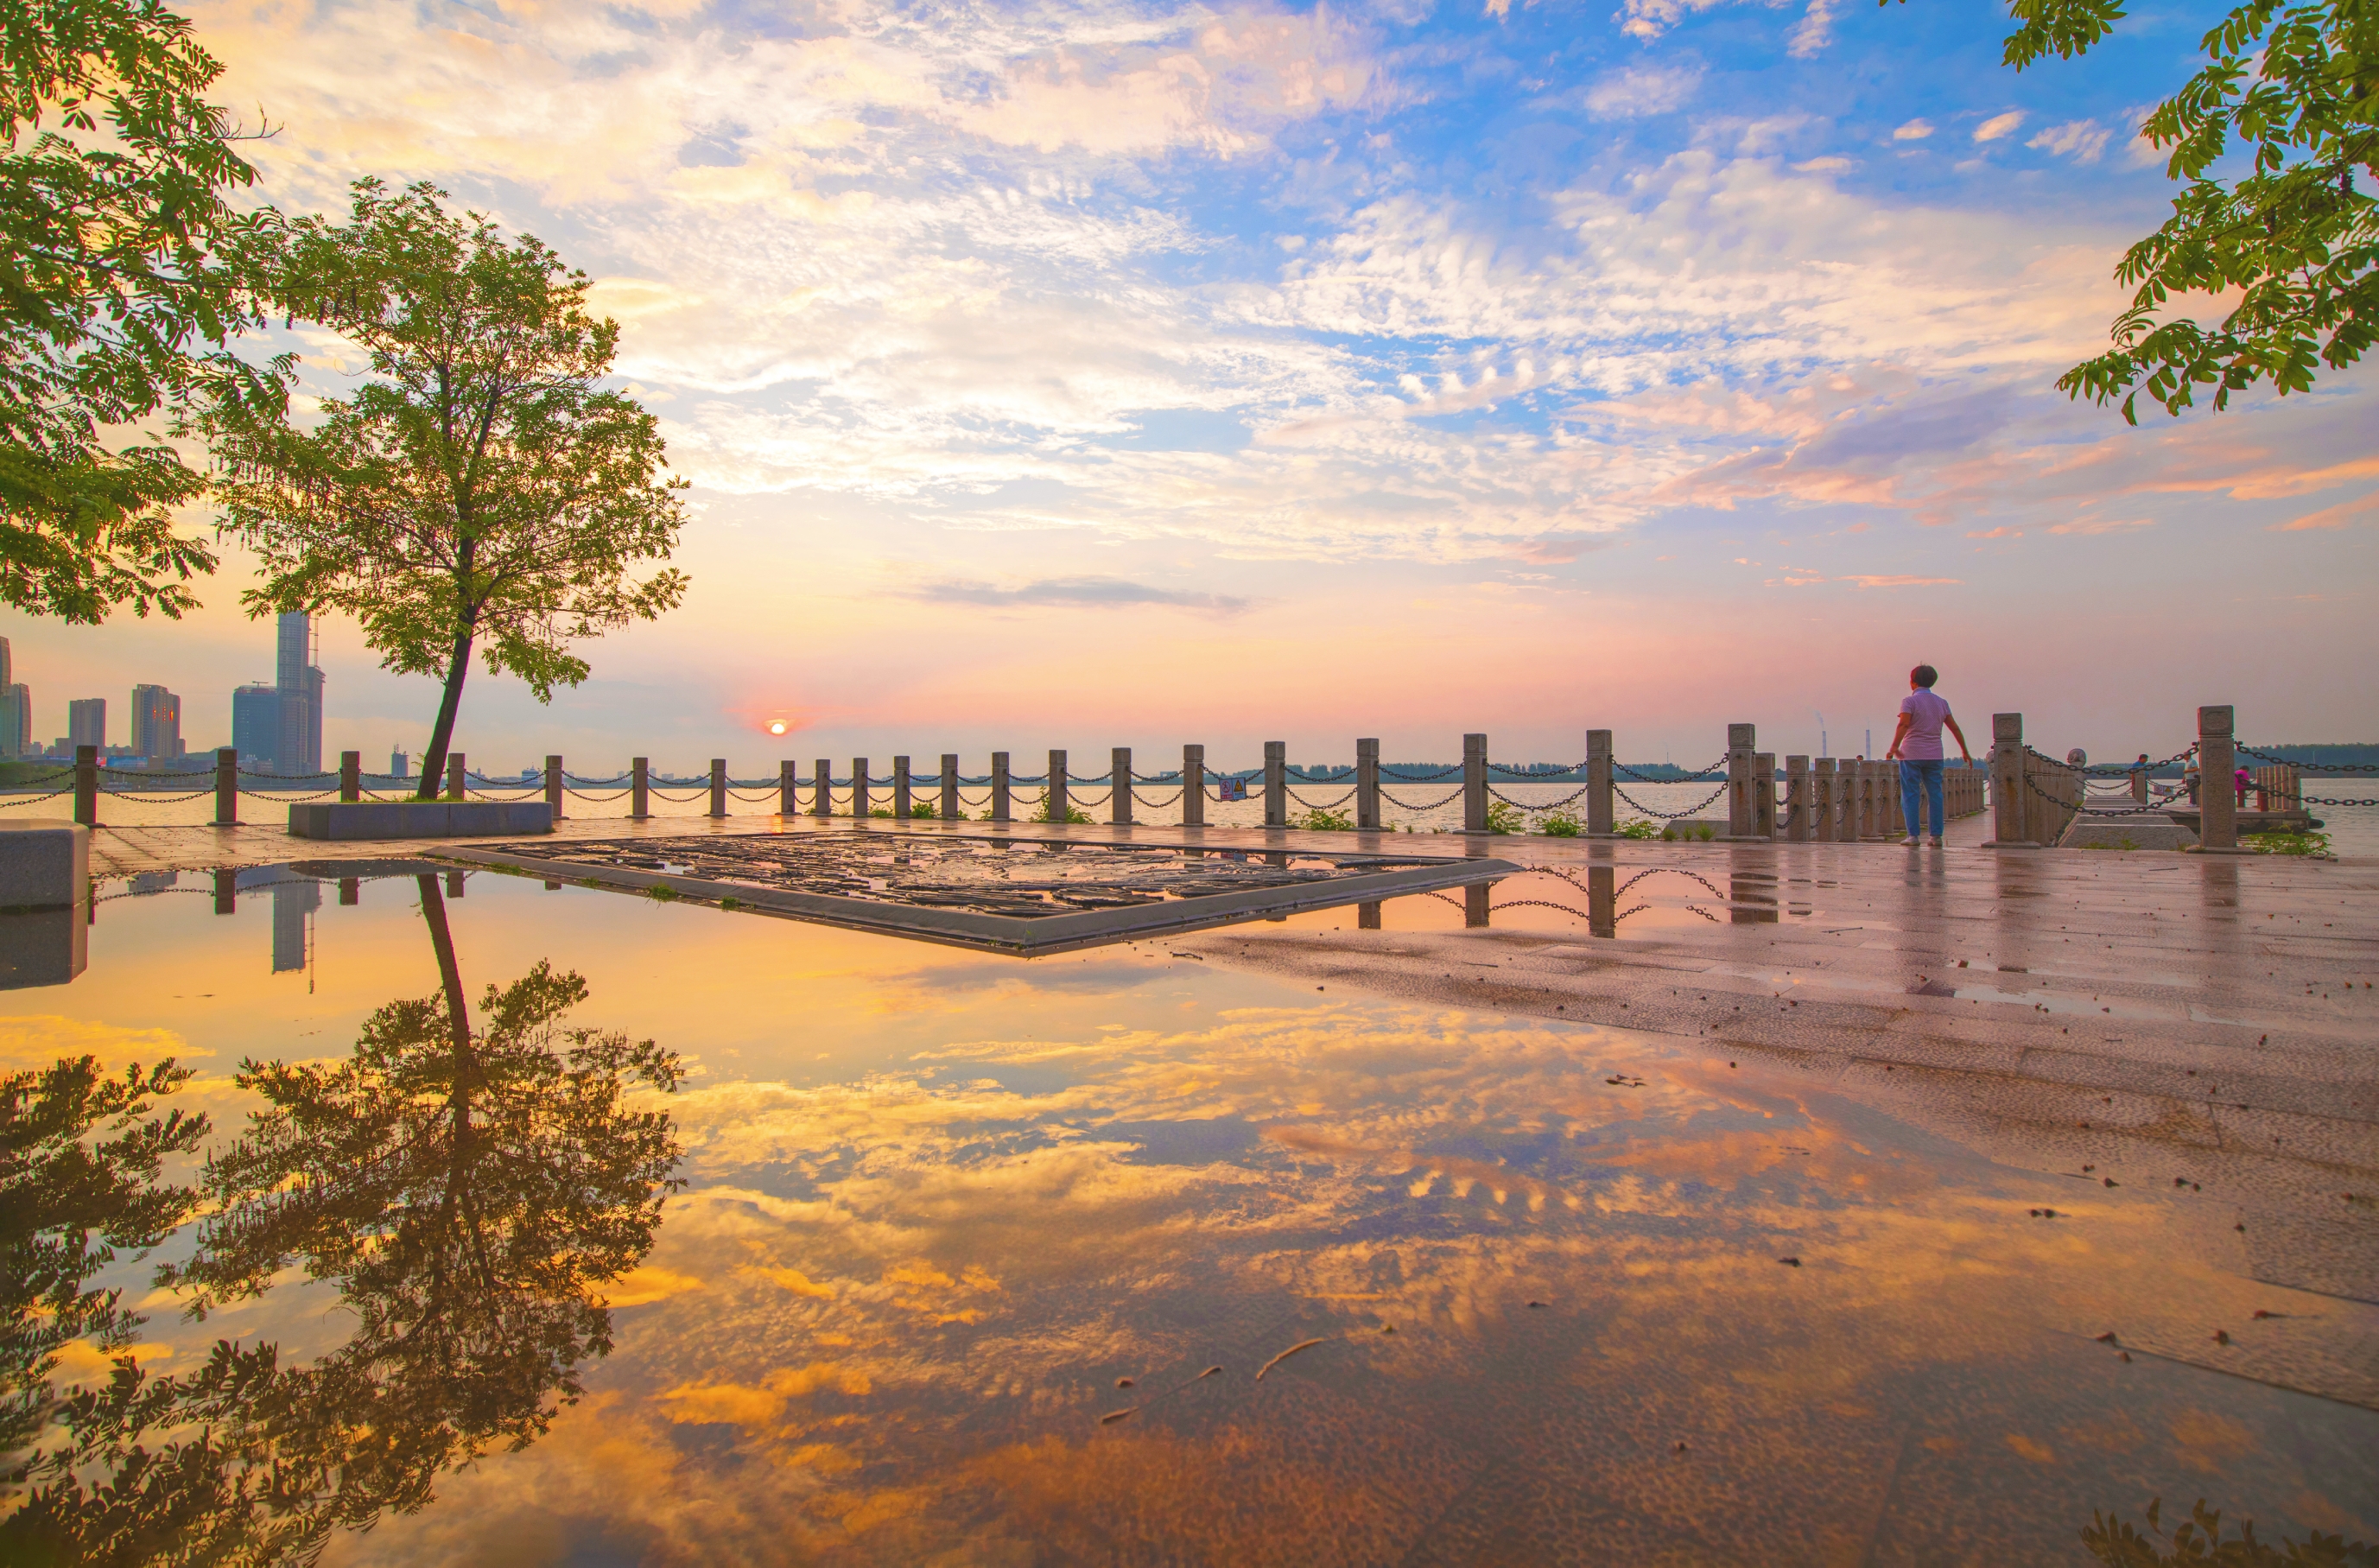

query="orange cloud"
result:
[2271,489,2379,531]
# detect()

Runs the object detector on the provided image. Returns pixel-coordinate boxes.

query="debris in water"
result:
[1101,1409,1136,1424]
[2213,1330,2230,1345]
[2095,1332,2118,1344]
[1116,1377,1134,1388]
[1674,1441,1690,1454]
[1526,1300,1547,1309]
[1170,952,1204,961]
[1197,1366,1222,1379]
[1779,1256,1801,1267]
[1255,1339,1329,1381]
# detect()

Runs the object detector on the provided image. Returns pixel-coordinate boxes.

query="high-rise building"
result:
[232,683,279,765]
[0,638,22,759]
[130,684,182,760]
[276,612,324,776]
[67,698,106,751]
[390,748,409,778]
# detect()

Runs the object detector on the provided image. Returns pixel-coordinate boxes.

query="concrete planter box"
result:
[289,801,553,840]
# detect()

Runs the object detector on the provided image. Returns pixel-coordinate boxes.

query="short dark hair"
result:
[1911,664,1938,688]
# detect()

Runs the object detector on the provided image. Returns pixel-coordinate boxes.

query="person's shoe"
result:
[1928,837,1944,848]
[1900,836,1918,847]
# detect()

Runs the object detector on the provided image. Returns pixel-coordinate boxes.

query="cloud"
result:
[2271,490,2379,531]
[1846,575,1960,587]
[1786,0,1839,58]
[1974,111,2025,143]
[1965,526,2021,538]
[2028,119,2111,163]
[905,575,1253,612]
[1583,65,1701,120]
[2045,516,2155,535]
[1792,156,1852,173]
[1892,118,1934,141]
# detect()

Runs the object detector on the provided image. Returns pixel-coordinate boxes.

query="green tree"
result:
[3,877,685,1562]
[2,0,260,622]
[1951,0,2376,419]
[200,180,690,799]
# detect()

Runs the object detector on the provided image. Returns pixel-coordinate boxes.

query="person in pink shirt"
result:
[1884,664,1970,847]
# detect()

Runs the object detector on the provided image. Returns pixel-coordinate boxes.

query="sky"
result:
[9,0,2375,771]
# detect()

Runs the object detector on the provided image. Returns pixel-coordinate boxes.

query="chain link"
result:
[1487,782,1594,812]
[1379,786,1464,811]
[2237,745,2379,773]
[1614,783,1727,820]
[1380,764,1462,782]
[1286,786,1358,810]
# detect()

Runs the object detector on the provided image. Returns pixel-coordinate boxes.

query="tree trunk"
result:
[416,622,476,800]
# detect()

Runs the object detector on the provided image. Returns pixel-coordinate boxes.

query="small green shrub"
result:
[1615,818,1659,840]
[1297,805,1354,831]
[1659,825,1678,841]
[1538,810,1583,837]
[1482,800,1524,835]
[869,805,895,819]
[2244,828,2331,857]
[1031,800,1094,824]
[718,895,744,911]
[910,800,939,819]
[645,884,679,902]
[2081,1495,2373,1566]
[1696,823,1716,841]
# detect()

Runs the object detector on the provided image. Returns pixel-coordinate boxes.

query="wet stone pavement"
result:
[2,822,2372,1564]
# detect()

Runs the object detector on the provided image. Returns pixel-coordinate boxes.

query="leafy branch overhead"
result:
[199,180,690,796]
[1,0,266,620]
[1919,0,2376,420]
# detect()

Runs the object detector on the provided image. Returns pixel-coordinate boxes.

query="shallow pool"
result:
[4,864,2370,1564]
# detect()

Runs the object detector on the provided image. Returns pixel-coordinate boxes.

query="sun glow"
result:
[768,720,788,735]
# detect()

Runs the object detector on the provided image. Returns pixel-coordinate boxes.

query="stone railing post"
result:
[2198,705,2239,852]
[1111,747,1132,826]
[991,752,1011,822]
[1754,752,1777,839]
[631,757,650,819]
[1264,741,1286,828]
[1867,759,1890,841]
[811,759,831,818]
[73,744,98,826]
[1811,757,1835,841]
[545,754,563,818]
[941,753,960,822]
[779,760,798,817]
[213,746,238,826]
[1182,745,1205,828]
[852,758,871,820]
[1046,750,1068,824]
[1784,755,1808,841]
[1462,733,1487,834]
[1988,715,2027,847]
[893,756,912,820]
[1726,724,1755,837]
[447,752,466,803]
[2131,760,2148,803]
[1886,759,1906,838]
[709,759,728,818]
[1355,738,1380,830]
[1586,730,1614,836]
[340,751,361,803]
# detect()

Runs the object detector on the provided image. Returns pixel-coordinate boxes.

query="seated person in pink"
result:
[1884,665,1970,847]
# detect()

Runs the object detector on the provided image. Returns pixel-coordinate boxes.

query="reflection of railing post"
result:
[447,752,466,803]
[1356,738,1380,830]
[779,759,797,817]
[213,746,238,826]
[2198,705,2239,852]
[1464,882,1489,927]
[893,756,911,821]
[1587,729,1614,836]
[1358,901,1382,930]
[73,745,98,825]
[1462,733,1487,834]
[1988,714,2026,846]
[990,752,1011,823]
[341,751,361,803]
[1112,747,1132,826]
[852,758,870,821]
[811,759,831,819]
[339,877,359,906]
[941,753,960,823]
[1726,724,1755,837]
[213,867,237,914]
[708,759,728,818]
[544,754,562,818]
[1264,741,1286,828]
[1784,755,1808,841]
[1182,745,1205,828]
[1047,750,1067,825]
[631,757,650,820]
[1753,752,1776,840]
[1589,863,1615,937]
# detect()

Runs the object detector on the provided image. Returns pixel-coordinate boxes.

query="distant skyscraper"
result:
[276,612,324,775]
[67,698,106,751]
[232,683,279,765]
[390,748,409,779]
[0,638,22,759]
[130,684,181,760]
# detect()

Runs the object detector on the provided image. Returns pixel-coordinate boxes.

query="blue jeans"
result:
[1900,759,1944,839]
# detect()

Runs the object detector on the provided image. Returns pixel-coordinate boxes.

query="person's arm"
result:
[1943,712,1970,763]
[1885,710,1914,759]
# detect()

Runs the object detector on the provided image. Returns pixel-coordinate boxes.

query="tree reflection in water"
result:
[2,873,682,1564]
